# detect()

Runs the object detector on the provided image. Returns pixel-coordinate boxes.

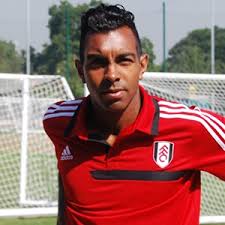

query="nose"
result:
[104,64,120,82]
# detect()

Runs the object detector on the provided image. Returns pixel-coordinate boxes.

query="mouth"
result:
[101,89,125,99]
[102,88,124,93]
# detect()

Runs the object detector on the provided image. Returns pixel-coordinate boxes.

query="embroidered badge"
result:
[153,141,174,168]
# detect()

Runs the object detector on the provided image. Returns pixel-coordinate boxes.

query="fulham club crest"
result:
[153,141,174,168]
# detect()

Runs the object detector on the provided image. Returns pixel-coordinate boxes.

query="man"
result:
[43,3,225,225]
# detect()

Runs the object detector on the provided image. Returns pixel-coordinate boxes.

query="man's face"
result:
[78,26,148,112]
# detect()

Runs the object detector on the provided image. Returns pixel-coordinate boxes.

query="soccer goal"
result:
[141,72,225,224]
[0,73,74,217]
[1,72,225,223]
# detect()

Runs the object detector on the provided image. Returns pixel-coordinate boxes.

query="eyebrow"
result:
[86,54,105,61]
[116,53,136,59]
[86,52,136,60]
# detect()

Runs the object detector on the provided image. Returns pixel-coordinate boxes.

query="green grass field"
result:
[0,217,224,225]
[0,217,56,225]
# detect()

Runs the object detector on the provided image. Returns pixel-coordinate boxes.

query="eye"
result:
[86,57,108,69]
[118,57,133,66]
[116,54,135,66]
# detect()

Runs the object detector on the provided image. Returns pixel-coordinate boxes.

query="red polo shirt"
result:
[43,86,225,225]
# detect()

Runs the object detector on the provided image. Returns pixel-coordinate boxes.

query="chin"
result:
[103,101,128,113]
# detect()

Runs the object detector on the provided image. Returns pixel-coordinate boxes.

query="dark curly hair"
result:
[79,4,142,63]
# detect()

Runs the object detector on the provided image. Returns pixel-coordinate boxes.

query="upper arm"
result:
[57,173,65,225]
[192,109,225,180]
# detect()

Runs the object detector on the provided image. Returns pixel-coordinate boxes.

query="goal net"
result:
[141,72,225,224]
[0,72,224,223]
[0,73,74,217]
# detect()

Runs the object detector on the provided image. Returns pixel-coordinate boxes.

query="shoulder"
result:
[157,98,224,124]
[43,98,84,136]
[43,98,83,121]
[157,98,225,149]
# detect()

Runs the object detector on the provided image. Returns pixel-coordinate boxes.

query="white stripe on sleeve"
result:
[43,112,74,120]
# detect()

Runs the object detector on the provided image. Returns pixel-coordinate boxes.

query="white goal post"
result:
[0,72,225,224]
[0,73,74,217]
[141,72,225,224]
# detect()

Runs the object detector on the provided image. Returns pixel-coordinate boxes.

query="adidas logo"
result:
[60,146,73,160]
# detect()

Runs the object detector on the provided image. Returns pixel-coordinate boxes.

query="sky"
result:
[1,0,225,63]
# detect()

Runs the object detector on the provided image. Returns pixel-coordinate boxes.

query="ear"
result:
[75,59,85,83]
[139,53,149,80]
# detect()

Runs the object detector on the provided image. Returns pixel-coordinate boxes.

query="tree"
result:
[141,37,159,72]
[0,40,24,73]
[167,27,225,74]
[168,45,210,73]
[34,0,102,97]
[21,46,42,74]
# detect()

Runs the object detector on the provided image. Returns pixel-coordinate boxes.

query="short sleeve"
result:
[191,108,225,180]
